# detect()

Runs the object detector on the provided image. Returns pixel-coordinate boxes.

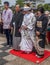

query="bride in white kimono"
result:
[19,7,36,53]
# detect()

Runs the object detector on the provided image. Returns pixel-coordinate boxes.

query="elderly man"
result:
[11,4,24,50]
[2,2,13,47]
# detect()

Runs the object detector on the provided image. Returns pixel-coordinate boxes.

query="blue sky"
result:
[45,0,50,3]
[1,0,16,6]
[1,0,50,6]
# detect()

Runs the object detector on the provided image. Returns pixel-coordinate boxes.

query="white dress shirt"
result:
[2,8,13,29]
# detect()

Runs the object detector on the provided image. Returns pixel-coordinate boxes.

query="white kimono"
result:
[20,13,36,52]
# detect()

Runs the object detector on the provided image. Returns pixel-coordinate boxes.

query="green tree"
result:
[37,4,43,8]
[43,4,49,10]
[43,4,50,11]
[0,0,1,4]
[16,0,24,7]
[48,4,50,11]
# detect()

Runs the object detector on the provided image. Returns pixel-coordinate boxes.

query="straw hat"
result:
[45,11,49,15]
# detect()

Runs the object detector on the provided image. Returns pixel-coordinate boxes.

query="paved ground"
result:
[0,35,50,65]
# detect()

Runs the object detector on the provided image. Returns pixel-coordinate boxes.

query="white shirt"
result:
[2,8,13,29]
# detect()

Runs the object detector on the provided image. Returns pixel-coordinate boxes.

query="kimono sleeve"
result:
[27,16,36,30]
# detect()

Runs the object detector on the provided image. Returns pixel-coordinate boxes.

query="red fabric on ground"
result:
[10,50,50,64]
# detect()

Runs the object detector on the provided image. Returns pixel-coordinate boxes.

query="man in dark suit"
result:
[10,4,24,50]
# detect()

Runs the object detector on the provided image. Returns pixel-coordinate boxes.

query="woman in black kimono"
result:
[35,7,48,58]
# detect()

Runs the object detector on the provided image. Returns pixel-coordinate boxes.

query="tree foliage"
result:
[0,0,1,4]
[37,4,50,11]
[16,0,24,7]
[37,4,43,8]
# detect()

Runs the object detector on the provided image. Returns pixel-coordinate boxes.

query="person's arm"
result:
[10,13,15,27]
[2,11,4,23]
[18,13,24,29]
[27,16,36,30]
[9,10,13,23]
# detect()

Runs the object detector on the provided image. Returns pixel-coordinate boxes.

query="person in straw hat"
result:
[45,11,49,44]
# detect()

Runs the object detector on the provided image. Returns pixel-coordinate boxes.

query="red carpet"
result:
[10,50,50,64]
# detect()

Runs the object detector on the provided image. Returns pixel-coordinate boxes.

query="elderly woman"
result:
[35,7,48,58]
[19,6,36,53]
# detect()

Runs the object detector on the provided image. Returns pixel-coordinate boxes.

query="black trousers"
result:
[4,29,13,45]
[0,24,3,34]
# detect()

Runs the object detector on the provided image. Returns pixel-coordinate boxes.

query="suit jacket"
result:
[11,11,24,37]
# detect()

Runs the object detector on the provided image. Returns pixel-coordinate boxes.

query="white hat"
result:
[45,11,49,14]
[23,6,31,11]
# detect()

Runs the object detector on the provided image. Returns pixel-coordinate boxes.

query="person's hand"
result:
[11,27,13,30]
[0,19,3,24]
[22,26,27,30]
[19,28,21,32]
[36,31,40,36]
[0,19,1,22]
[36,36,39,41]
